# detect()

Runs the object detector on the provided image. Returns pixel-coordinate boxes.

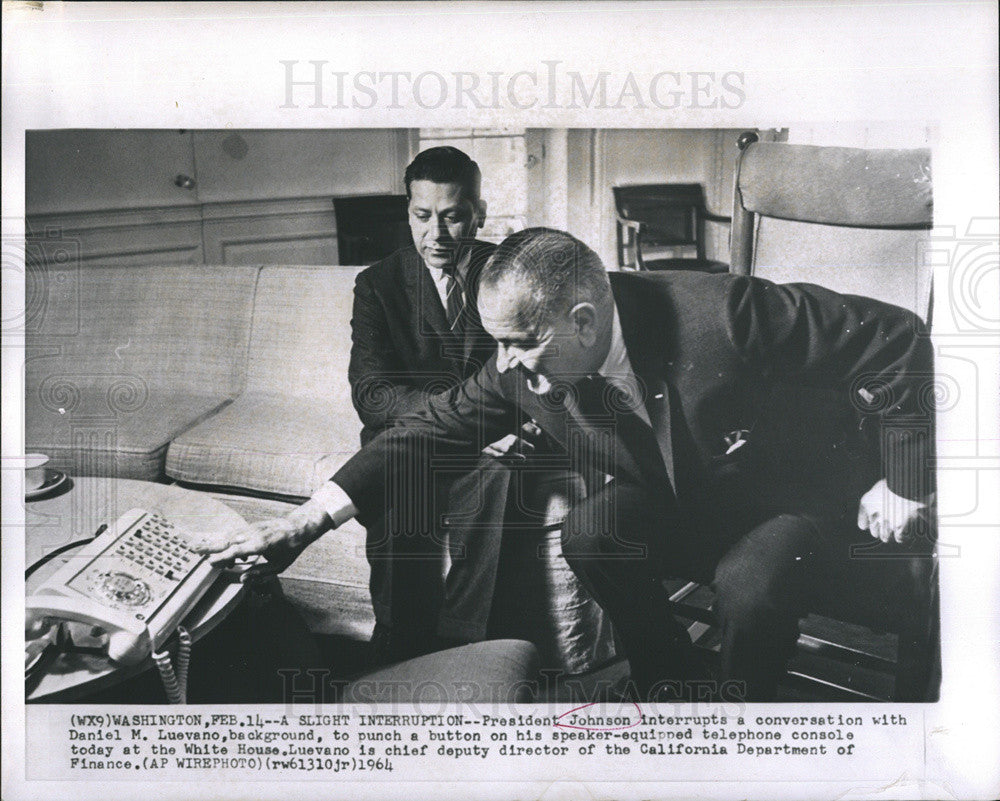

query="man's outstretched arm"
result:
[195,485,357,577]
[194,357,516,571]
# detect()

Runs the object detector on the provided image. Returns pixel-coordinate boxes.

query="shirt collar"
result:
[593,304,652,426]
[597,305,631,380]
[424,246,472,284]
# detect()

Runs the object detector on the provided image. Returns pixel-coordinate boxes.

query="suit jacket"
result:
[335,271,934,528]
[348,241,498,444]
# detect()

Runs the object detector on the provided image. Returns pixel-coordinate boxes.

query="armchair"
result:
[669,132,937,701]
[613,183,730,273]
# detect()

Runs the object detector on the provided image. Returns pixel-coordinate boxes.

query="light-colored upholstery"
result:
[26,265,260,480]
[242,266,362,405]
[165,392,356,496]
[732,142,933,319]
[735,142,932,226]
[165,266,363,496]
[26,262,617,674]
[26,385,231,481]
[751,223,931,316]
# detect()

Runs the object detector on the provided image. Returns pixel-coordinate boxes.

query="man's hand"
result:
[482,420,542,461]
[857,479,928,544]
[193,498,334,580]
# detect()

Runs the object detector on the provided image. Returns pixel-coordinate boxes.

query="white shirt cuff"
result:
[310,481,358,527]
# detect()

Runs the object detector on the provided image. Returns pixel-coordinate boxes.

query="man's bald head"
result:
[477,228,615,393]
[479,228,614,332]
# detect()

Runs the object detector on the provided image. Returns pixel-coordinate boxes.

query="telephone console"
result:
[25,508,221,665]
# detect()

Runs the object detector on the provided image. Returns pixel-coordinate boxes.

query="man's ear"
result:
[569,303,599,347]
[475,199,487,229]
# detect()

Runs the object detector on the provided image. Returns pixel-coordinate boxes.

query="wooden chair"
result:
[613,183,730,273]
[669,131,938,701]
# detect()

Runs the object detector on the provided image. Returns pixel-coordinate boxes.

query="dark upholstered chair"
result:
[668,132,938,701]
[333,194,410,266]
[613,183,730,273]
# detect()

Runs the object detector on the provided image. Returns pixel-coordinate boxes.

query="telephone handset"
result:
[26,508,221,665]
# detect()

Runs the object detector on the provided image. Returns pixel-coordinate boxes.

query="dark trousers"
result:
[561,480,857,700]
[366,454,513,663]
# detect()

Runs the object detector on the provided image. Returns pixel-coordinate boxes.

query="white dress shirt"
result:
[593,306,652,427]
[425,249,472,314]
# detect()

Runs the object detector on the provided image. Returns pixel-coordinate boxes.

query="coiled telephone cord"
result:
[152,626,191,704]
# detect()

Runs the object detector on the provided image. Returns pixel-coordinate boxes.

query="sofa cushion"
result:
[243,265,362,403]
[166,391,358,497]
[26,383,231,481]
[25,264,261,479]
[164,265,365,495]
[26,264,261,395]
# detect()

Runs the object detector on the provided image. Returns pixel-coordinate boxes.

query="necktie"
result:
[443,266,464,333]
[574,374,669,486]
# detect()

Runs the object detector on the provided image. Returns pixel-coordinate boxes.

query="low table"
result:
[25,477,248,702]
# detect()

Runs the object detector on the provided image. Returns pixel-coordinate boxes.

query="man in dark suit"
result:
[345,146,533,664]
[201,228,934,700]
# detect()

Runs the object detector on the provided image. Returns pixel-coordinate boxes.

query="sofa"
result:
[25,262,616,675]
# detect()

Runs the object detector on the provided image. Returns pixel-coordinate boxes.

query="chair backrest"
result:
[333,194,410,265]
[730,135,933,321]
[613,183,705,247]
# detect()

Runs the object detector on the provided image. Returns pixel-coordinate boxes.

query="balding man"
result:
[200,228,934,700]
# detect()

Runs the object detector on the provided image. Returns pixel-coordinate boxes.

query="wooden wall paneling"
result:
[25,130,199,215]
[26,206,205,268]
[525,129,569,231]
[704,129,744,265]
[26,129,417,267]
[200,197,338,265]
[190,130,409,204]
[566,129,602,259]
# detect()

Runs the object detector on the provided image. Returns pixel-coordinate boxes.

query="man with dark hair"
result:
[201,228,934,700]
[350,146,492,443]
[345,146,532,664]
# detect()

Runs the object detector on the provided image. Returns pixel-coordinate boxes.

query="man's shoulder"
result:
[359,240,495,279]
[358,245,419,281]
[609,268,739,304]
[470,239,498,258]
[611,271,924,341]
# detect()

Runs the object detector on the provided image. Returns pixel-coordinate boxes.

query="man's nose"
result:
[431,217,450,240]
